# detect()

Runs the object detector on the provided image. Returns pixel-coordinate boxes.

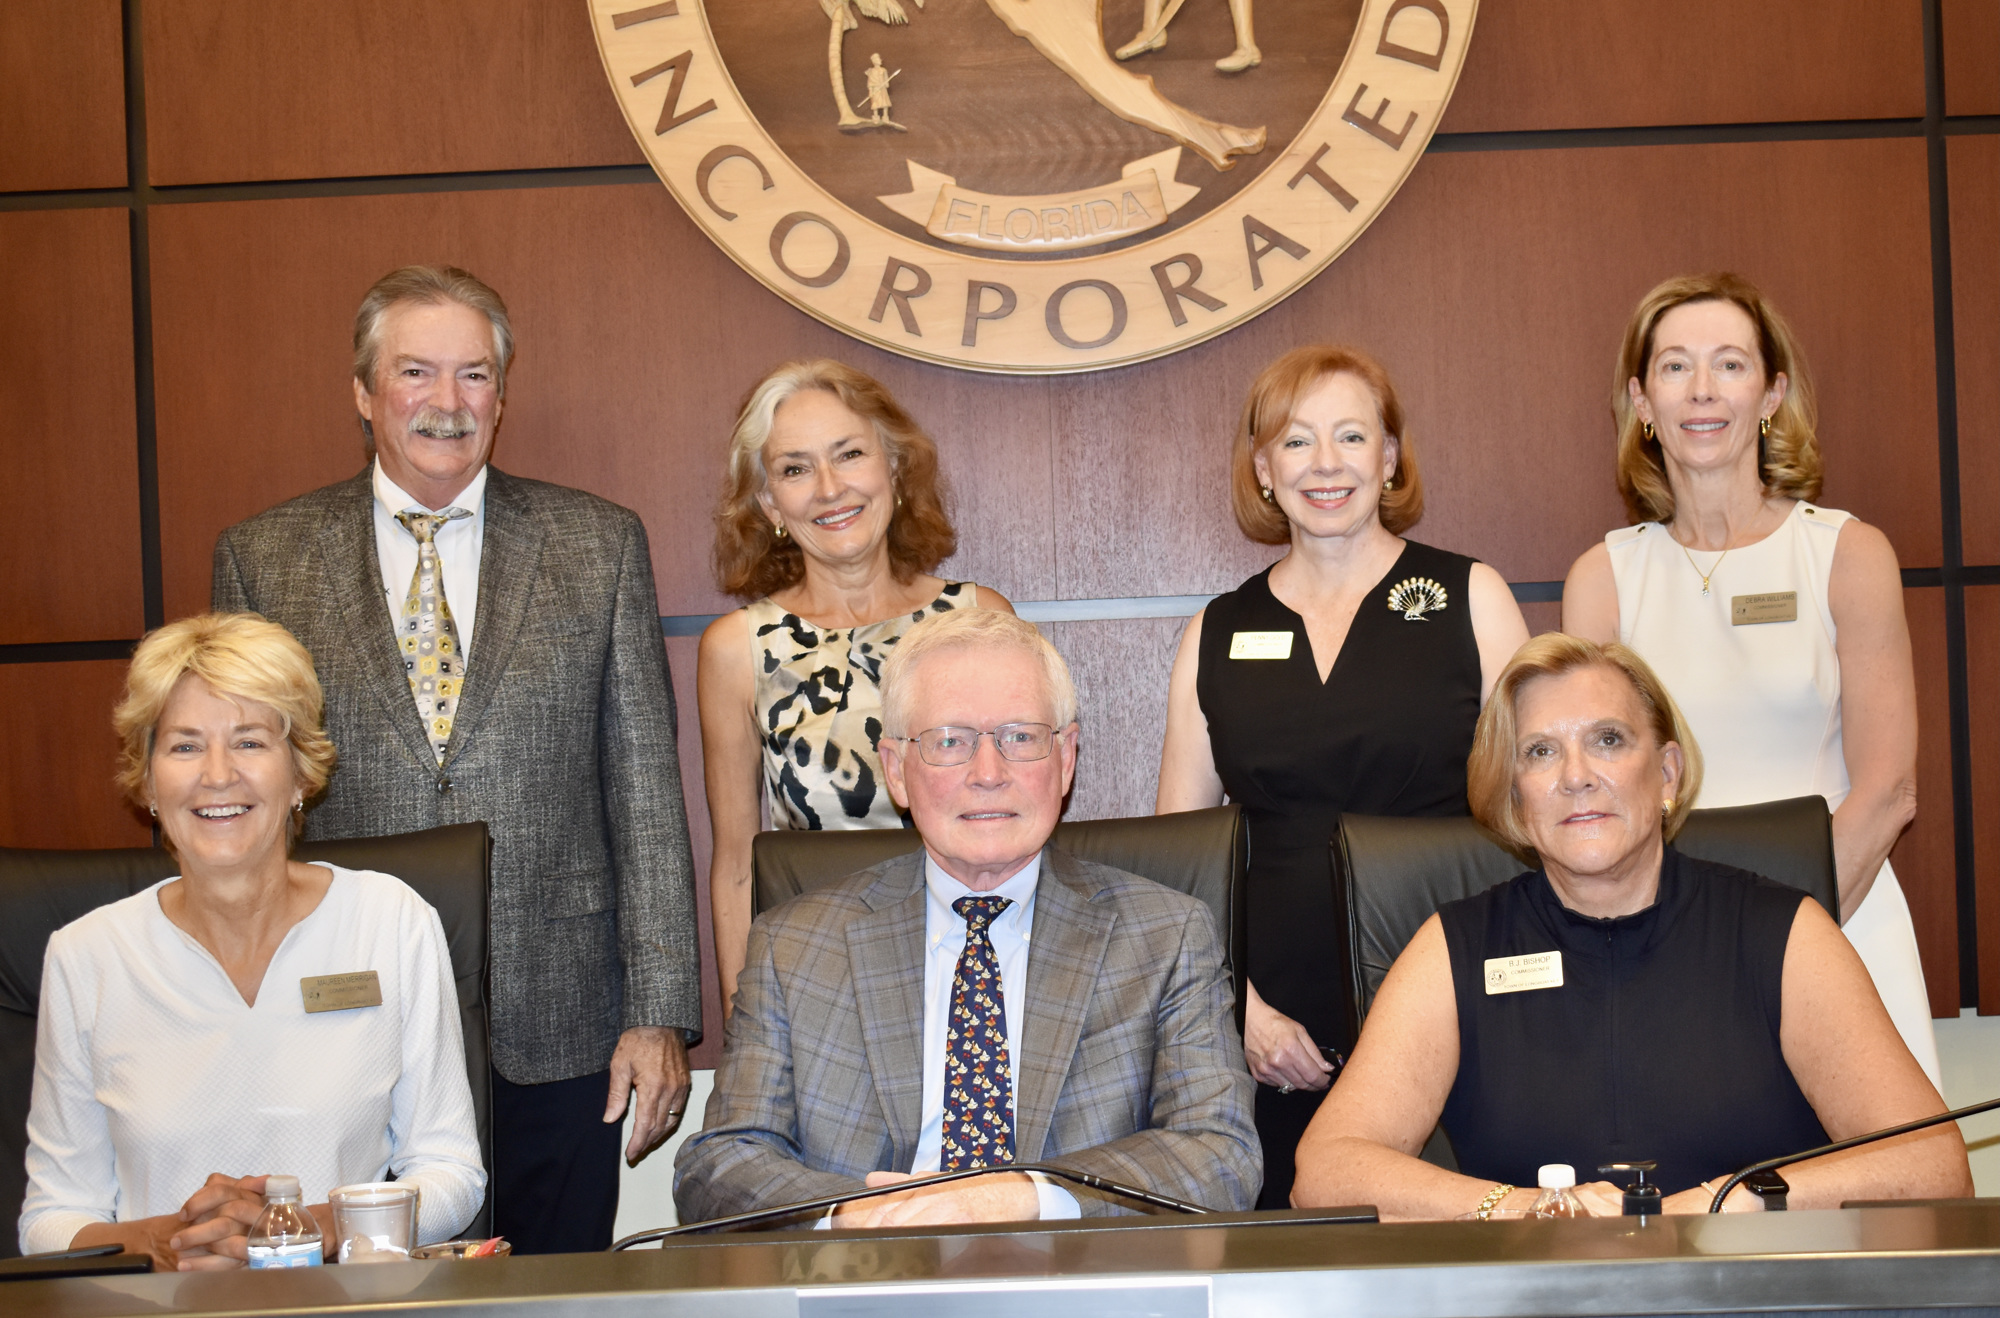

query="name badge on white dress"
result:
[1484,951,1563,995]
[1228,631,1294,660]
[301,971,382,1013]
[1731,592,1798,625]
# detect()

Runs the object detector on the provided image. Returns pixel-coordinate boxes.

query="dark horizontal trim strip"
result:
[0,164,657,212]
[6,115,1994,211]
[0,639,138,665]
[1429,118,1923,153]
[1510,581,1563,603]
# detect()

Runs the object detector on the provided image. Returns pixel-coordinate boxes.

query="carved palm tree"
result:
[821,0,920,128]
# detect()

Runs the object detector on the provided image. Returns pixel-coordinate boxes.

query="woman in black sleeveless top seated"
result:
[1292,634,1968,1218]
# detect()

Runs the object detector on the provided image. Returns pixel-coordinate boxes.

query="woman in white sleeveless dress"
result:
[698,360,1012,1019]
[1565,273,1940,1086]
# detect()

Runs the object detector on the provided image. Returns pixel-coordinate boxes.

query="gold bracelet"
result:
[1475,1183,1515,1221]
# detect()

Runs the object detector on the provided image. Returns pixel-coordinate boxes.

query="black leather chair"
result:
[0,823,493,1258]
[751,806,1249,1026]
[1333,795,1838,1028]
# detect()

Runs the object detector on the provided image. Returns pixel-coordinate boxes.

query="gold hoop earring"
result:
[1641,422,1656,442]
[148,804,157,818]
[773,521,787,539]
[1661,798,1675,815]
[1384,476,1395,492]
[1759,416,1771,439]
[1260,487,1273,502]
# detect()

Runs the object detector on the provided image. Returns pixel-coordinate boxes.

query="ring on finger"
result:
[1278,1083,1295,1095]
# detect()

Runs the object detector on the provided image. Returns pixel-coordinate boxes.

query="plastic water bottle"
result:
[1529,1164,1586,1218]
[246,1175,324,1268]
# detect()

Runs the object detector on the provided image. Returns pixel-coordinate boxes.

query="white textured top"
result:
[20,866,485,1255]
[1608,501,1853,809]
[372,459,488,661]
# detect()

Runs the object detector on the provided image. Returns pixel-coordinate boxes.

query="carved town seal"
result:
[592,0,1476,373]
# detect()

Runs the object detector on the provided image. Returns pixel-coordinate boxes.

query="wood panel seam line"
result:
[1429,118,1924,153]
[0,166,660,211]
[13,122,2000,212]
[1921,0,1979,1008]
[123,0,163,635]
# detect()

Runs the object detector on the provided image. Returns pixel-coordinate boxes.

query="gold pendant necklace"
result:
[1678,540,1728,597]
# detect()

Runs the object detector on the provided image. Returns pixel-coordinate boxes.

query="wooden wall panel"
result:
[1953,137,2000,565]
[0,661,152,850]
[0,209,144,645]
[1442,1,1924,134]
[1970,587,2000,1015]
[148,186,1061,624]
[1055,137,1940,598]
[0,0,125,192]
[139,0,644,185]
[1944,0,2000,116]
[1893,588,1960,1018]
[1041,617,1185,823]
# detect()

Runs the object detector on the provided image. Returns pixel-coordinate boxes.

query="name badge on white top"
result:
[1483,951,1563,995]
[1228,631,1294,660]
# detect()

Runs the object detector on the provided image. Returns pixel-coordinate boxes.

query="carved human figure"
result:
[865,53,904,128]
[821,0,920,129]
[1115,0,1261,73]
[981,0,1263,169]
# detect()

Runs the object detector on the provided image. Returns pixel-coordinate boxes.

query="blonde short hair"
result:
[114,614,338,830]
[713,359,956,599]
[1467,633,1703,855]
[879,609,1077,738]
[1230,344,1424,544]
[1613,272,1821,524]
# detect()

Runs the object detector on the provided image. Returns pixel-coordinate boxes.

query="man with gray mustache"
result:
[212,265,700,1255]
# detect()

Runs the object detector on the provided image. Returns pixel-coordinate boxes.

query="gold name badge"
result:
[1732,591,1799,625]
[1483,951,1564,995]
[301,971,383,1013]
[1228,631,1294,660]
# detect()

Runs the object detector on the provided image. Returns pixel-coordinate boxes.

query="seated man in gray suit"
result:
[676,609,1259,1225]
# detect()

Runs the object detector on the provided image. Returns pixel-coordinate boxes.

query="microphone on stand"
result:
[1708,1096,2000,1213]
[611,1162,1212,1248]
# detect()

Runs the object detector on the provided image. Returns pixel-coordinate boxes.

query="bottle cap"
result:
[264,1175,302,1200]
[1537,1164,1576,1189]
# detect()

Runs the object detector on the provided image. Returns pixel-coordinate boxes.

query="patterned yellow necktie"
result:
[396,509,472,763]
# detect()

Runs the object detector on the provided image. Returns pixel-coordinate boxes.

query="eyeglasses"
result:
[895,723,1056,767]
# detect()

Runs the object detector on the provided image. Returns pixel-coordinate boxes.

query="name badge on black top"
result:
[1228,631,1293,659]
[1484,952,1562,995]
[1732,592,1798,625]
[301,971,382,1013]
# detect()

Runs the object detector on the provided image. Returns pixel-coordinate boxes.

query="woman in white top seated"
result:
[19,613,484,1269]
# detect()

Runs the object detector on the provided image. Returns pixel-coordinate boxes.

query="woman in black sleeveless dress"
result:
[1289,635,1963,1218]
[1159,346,1529,1207]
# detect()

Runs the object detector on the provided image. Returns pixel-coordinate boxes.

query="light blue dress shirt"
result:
[820,852,1077,1223]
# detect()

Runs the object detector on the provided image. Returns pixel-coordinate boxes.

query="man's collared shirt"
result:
[914,852,1077,1219]
[371,459,488,661]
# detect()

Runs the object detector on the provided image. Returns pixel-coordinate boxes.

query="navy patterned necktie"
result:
[396,508,472,763]
[941,895,1016,1172]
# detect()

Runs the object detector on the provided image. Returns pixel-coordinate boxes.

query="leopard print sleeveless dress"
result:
[748,581,969,830]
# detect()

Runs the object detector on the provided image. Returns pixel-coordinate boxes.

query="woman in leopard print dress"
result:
[699,360,1013,1016]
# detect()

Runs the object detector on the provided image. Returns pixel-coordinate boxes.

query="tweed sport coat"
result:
[213,466,701,1084]
[673,847,1260,1221]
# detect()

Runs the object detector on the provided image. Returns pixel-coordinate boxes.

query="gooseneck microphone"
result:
[1707,1095,2000,1213]
[611,1162,1211,1248]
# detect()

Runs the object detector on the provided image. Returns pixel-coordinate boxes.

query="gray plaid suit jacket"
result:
[674,846,1260,1221]
[213,466,701,1084]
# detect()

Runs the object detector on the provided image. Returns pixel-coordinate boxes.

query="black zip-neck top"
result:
[1437,847,1829,1192]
